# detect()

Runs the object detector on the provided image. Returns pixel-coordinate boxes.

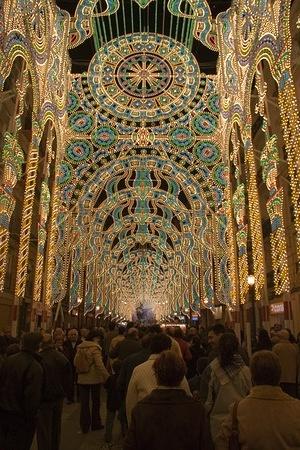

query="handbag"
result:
[228,401,241,450]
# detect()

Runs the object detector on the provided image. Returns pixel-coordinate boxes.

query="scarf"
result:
[223,353,245,379]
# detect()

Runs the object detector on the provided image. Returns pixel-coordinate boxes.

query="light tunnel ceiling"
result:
[54,0,231,320]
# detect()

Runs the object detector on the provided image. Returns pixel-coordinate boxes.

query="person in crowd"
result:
[165,326,183,357]
[37,334,73,450]
[97,327,106,350]
[118,333,152,398]
[126,321,135,331]
[80,328,89,341]
[273,323,283,333]
[207,324,226,361]
[273,328,299,397]
[53,328,65,352]
[124,350,212,450]
[187,334,206,379]
[117,333,152,433]
[270,324,283,346]
[199,325,248,402]
[205,333,251,443]
[104,359,123,443]
[126,333,191,424]
[215,351,300,449]
[186,326,198,339]
[188,356,209,394]
[253,328,272,352]
[74,329,109,433]
[226,328,249,364]
[198,324,226,402]
[1,329,17,348]
[63,328,81,402]
[110,325,126,351]
[0,332,43,450]
[63,328,81,361]
[174,327,192,363]
[109,325,126,367]
[103,322,118,358]
[110,327,141,361]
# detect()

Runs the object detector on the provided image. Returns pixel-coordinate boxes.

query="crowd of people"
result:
[0,321,300,450]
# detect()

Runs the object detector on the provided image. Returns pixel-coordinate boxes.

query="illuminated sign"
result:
[270,302,284,315]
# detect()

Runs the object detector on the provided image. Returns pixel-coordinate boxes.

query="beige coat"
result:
[75,340,109,385]
[206,359,251,442]
[215,385,300,450]
[273,342,299,384]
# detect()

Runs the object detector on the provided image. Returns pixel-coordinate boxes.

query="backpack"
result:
[74,348,91,374]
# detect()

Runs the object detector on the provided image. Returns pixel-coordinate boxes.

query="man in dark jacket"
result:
[63,328,81,402]
[117,333,152,435]
[37,334,73,450]
[110,327,141,361]
[124,350,211,450]
[118,333,152,397]
[0,332,43,450]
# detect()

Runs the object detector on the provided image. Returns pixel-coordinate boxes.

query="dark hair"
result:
[118,326,125,335]
[112,359,122,374]
[141,333,152,349]
[150,333,171,354]
[174,327,184,339]
[218,333,239,368]
[67,328,78,335]
[251,351,281,386]
[226,328,236,335]
[126,321,134,330]
[208,324,226,336]
[153,350,186,387]
[149,325,162,334]
[165,327,175,337]
[257,329,272,347]
[127,328,139,339]
[86,329,103,341]
[191,335,201,347]
[21,332,42,352]
[108,322,116,331]
[40,334,55,350]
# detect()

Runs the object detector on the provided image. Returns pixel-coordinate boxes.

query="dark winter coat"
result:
[0,350,43,420]
[63,339,81,366]
[110,337,141,361]
[104,373,121,412]
[39,347,73,402]
[124,388,212,450]
[117,348,151,397]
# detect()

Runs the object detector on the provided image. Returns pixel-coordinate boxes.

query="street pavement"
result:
[32,392,123,450]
